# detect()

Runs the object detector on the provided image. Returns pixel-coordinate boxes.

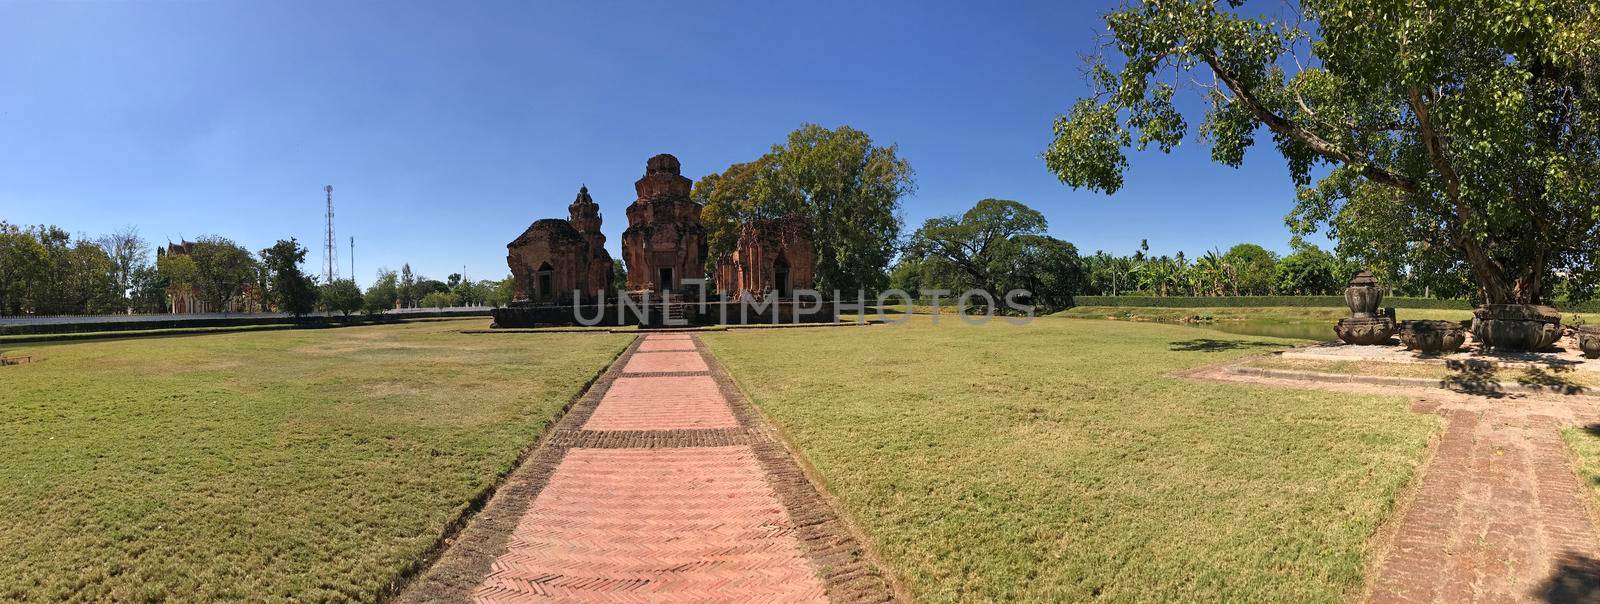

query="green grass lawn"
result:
[1562,426,1600,510]
[703,316,1438,602]
[0,319,630,602]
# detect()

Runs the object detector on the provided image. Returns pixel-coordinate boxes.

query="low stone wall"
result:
[0,309,492,336]
[491,301,843,328]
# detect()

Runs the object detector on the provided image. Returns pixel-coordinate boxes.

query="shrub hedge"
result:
[1070,295,1474,310]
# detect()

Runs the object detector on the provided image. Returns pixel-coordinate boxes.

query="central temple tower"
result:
[620,154,706,293]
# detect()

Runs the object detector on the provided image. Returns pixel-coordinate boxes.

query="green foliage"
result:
[902,199,1085,312]
[318,279,363,317]
[420,291,458,309]
[1081,250,1138,296]
[1009,235,1086,312]
[398,264,417,309]
[487,276,516,308]
[260,239,318,317]
[1071,295,1473,310]
[95,226,148,312]
[1221,244,1278,295]
[19,225,121,315]
[1274,246,1342,295]
[1047,0,1600,304]
[0,222,48,315]
[128,264,167,314]
[364,269,399,315]
[695,123,915,293]
[188,237,258,313]
[156,253,197,293]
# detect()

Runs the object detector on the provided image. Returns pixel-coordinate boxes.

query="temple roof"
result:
[508,218,584,248]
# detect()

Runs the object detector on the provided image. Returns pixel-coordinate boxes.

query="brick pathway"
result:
[400,333,895,603]
[1190,364,1600,603]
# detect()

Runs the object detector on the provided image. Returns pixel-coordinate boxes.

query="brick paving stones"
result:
[621,350,708,374]
[401,333,895,603]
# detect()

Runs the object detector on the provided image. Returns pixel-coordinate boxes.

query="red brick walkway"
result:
[1192,365,1600,603]
[395,333,895,603]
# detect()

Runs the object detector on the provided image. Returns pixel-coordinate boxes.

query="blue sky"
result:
[1,1,1314,288]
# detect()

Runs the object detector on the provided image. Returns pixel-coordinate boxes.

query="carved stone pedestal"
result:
[1398,320,1466,353]
[1335,317,1396,346]
[1472,304,1561,352]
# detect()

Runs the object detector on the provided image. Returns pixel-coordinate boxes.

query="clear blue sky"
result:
[1,0,1315,288]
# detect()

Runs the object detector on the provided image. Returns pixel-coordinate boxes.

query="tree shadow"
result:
[1442,360,1506,397]
[1518,365,1588,395]
[1533,553,1600,603]
[1167,338,1281,352]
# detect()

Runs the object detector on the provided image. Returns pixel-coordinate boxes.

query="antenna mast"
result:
[349,237,355,283]
[323,185,337,284]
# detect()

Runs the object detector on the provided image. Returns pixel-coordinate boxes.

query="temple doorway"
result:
[774,254,791,298]
[537,262,555,300]
[657,267,674,293]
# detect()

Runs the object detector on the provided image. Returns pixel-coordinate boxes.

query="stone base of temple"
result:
[490,300,841,329]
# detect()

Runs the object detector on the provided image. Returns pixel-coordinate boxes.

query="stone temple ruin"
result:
[504,186,614,305]
[715,215,816,300]
[620,154,708,294]
[493,153,828,327]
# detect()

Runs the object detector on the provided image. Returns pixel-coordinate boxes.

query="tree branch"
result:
[1202,55,1420,192]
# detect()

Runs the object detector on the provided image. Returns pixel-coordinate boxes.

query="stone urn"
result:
[1344,271,1383,318]
[1334,271,1394,345]
[1471,304,1562,352]
[1575,326,1600,359]
[1398,320,1466,353]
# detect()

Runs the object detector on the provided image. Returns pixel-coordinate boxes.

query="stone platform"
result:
[1284,332,1599,373]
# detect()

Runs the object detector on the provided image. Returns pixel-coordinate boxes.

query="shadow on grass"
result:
[1533,553,1600,603]
[1518,365,1587,395]
[1442,360,1506,397]
[1167,338,1282,352]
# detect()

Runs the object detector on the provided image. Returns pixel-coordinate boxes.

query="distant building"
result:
[501,152,818,306]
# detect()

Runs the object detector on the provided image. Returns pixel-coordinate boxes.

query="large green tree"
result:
[365,269,399,314]
[260,238,318,317]
[695,124,915,293]
[319,279,364,317]
[189,236,258,312]
[1222,243,1278,295]
[1046,0,1600,305]
[0,222,48,315]
[95,226,148,312]
[905,198,1085,310]
[1275,244,1343,295]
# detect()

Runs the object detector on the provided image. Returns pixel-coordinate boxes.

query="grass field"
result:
[703,316,1439,602]
[1562,426,1600,508]
[0,319,630,601]
[1056,305,1479,323]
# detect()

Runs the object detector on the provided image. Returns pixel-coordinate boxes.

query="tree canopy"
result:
[695,123,915,293]
[1046,0,1600,305]
[188,237,258,313]
[904,198,1085,312]
[260,238,318,317]
[319,279,364,317]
